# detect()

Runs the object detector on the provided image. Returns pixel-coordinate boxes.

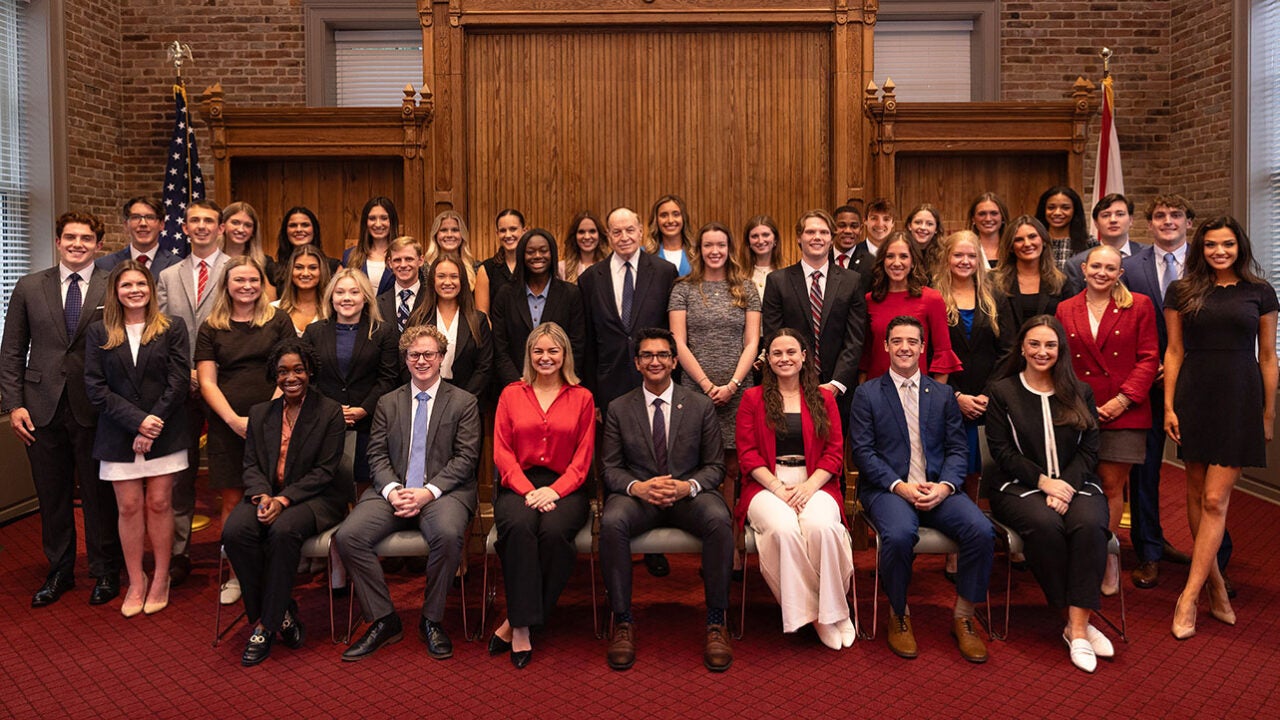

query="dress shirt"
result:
[494,382,595,497]
[526,283,548,327]
[1017,372,1060,486]
[189,249,224,294]
[610,251,639,318]
[437,310,459,380]
[801,259,830,298]
[130,246,157,266]
[835,249,854,268]
[395,279,422,305]
[1154,242,1187,292]
[380,376,444,500]
[864,239,882,257]
[58,263,91,306]
[623,381,700,498]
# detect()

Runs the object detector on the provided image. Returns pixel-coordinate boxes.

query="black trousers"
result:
[222,500,318,632]
[990,489,1109,610]
[171,393,205,559]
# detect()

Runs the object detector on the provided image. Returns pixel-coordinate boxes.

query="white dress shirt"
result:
[381,376,445,500]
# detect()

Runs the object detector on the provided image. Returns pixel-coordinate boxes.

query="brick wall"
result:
[1168,0,1234,219]
[64,0,125,247]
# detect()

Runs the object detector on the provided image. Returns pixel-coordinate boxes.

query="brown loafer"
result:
[951,617,988,663]
[704,624,733,672]
[607,622,635,670]
[1131,561,1159,589]
[887,613,918,659]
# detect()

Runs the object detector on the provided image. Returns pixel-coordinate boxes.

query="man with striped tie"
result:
[376,236,427,340]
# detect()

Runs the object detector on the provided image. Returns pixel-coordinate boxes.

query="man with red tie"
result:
[96,196,182,276]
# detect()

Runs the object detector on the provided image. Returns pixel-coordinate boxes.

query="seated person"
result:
[850,315,995,663]
[334,324,482,661]
[599,327,734,672]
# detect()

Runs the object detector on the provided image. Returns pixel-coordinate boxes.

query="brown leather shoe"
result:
[1162,542,1192,565]
[887,613,918,659]
[704,624,733,672]
[607,622,635,670]
[1131,561,1159,589]
[951,617,988,663]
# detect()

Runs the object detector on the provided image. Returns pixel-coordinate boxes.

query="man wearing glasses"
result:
[97,196,181,274]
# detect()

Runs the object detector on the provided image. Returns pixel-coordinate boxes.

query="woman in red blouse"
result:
[490,321,594,668]
[860,232,962,382]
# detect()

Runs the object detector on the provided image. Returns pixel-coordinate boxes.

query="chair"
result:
[343,528,473,642]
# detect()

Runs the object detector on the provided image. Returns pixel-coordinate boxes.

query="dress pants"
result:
[222,500,319,632]
[747,489,853,633]
[27,395,120,579]
[599,492,733,615]
[493,482,588,628]
[335,488,472,623]
[171,394,205,559]
[861,488,995,615]
[990,489,1109,610]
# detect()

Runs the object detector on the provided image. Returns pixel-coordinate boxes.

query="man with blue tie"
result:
[850,315,994,662]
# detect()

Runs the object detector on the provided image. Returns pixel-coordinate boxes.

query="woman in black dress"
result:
[475,208,526,315]
[1165,216,1278,639]
[407,256,494,397]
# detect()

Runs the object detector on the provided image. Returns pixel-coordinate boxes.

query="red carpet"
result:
[1,464,1277,718]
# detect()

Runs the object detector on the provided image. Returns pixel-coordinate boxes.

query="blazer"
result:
[946,292,1012,397]
[241,391,349,530]
[1055,292,1160,431]
[83,319,191,462]
[734,385,844,528]
[0,265,108,427]
[761,262,866,391]
[1121,244,1174,352]
[376,281,428,332]
[156,252,230,360]
[414,307,493,398]
[366,381,482,514]
[600,383,725,496]
[850,372,968,499]
[341,246,395,296]
[845,241,876,297]
[982,375,1101,498]
[96,246,182,276]
[301,317,401,433]
[490,279,586,387]
[578,253,678,409]
[996,285,1064,338]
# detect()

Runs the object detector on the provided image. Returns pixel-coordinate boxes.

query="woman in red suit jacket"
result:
[736,328,854,650]
[1056,245,1159,595]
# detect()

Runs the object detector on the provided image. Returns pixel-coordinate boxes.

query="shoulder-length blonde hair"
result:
[219,201,268,269]
[323,267,384,337]
[522,321,580,385]
[100,261,171,349]
[424,212,478,285]
[205,255,276,330]
[933,230,1001,335]
[278,244,333,321]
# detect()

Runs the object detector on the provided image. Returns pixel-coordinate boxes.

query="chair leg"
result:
[734,556,748,641]
[848,555,862,640]
[213,547,246,647]
[460,556,473,642]
[590,551,602,640]
[866,534,881,640]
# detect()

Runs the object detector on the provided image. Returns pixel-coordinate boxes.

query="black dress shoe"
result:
[511,649,532,669]
[419,617,453,660]
[169,555,192,587]
[32,572,75,608]
[280,601,306,649]
[643,553,670,577]
[488,634,512,656]
[342,614,404,661]
[242,626,274,667]
[89,575,120,606]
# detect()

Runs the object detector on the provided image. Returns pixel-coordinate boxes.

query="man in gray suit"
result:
[95,196,182,275]
[1,211,122,607]
[599,327,733,672]
[156,199,228,587]
[335,324,482,661]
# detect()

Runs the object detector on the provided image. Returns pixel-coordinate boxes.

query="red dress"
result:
[860,287,963,380]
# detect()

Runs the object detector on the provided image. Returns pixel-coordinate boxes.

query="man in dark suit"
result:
[831,204,863,271]
[762,209,866,419]
[96,196,182,276]
[376,236,428,336]
[1064,193,1138,296]
[599,327,733,672]
[845,198,895,293]
[335,324,482,661]
[0,211,122,607]
[850,315,994,663]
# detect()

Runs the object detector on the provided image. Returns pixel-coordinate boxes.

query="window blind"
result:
[334,29,424,107]
[0,0,30,335]
[873,21,974,102]
[1251,0,1280,351]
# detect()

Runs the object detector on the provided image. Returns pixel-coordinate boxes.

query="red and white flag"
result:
[1090,75,1124,229]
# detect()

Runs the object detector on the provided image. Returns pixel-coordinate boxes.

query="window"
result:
[334,30,423,107]
[873,0,999,101]
[1247,0,1280,329]
[0,0,29,333]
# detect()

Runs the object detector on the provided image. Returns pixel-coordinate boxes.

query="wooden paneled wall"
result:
[893,153,1068,238]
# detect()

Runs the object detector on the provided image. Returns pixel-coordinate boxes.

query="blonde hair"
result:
[278,245,333,321]
[424,212,478,285]
[205,255,276,330]
[324,267,385,338]
[100,261,171,349]
[522,321,580,385]
[933,231,1001,335]
[1084,245,1133,309]
[219,201,268,269]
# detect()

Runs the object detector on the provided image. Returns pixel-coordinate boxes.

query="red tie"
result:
[837,253,847,269]
[197,260,209,303]
[138,255,150,268]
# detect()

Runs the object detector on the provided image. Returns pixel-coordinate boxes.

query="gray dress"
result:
[668,279,761,448]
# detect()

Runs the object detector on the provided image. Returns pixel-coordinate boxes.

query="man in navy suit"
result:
[850,315,993,663]
[1064,194,1138,296]
[96,196,182,275]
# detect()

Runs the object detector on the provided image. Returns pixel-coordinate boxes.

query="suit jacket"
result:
[600,383,725,496]
[845,242,876,297]
[156,253,230,360]
[83,319,191,462]
[1121,244,1174,352]
[761,262,866,391]
[1055,292,1160,431]
[1063,244,1133,297]
[241,391,350,530]
[0,266,108,427]
[982,375,1101,497]
[341,246,396,296]
[491,279,585,387]
[414,308,493,398]
[366,381,482,514]
[96,246,181,276]
[849,372,968,498]
[376,281,428,333]
[579,253,678,408]
[996,286,1064,338]
[301,317,401,433]
[946,293,1012,397]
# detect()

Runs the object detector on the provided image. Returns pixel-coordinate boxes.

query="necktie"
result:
[398,288,413,332]
[837,253,847,269]
[809,270,823,370]
[197,260,208,304]
[405,390,430,489]
[651,398,668,473]
[901,380,927,485]
[64,273,83,337]
[1161,251,1178,298]
[621,261,635,328]
[138,255,150,268]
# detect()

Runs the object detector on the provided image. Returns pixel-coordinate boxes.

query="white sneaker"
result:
[836,617,857,648]
[1064,634,1096,673]
[1085,623,1115,658]
[220,577,241,605]
[815,622,843,650]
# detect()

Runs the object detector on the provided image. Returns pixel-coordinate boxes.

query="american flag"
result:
[158,82,206,258]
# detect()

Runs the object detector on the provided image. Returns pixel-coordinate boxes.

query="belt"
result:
[776,456,806,467]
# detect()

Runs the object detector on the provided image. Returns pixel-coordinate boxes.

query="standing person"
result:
[559,211,609,283]
[992,216,1067,332]
[1,211,122,607]
[476,209,525,315]
[84,261,191,617]
[156,199,230,586]
[968,192,1009,268]
[646,194,694,277]
[490,323,595,668]
[904,203,945,276]
[220,201,270,270]
[985,316,1116,673]
[848,199,896,295]
[831,204,864,271]
[741,215,782,300]
[736,329,854,650]
[423,211,480,288]
[1056,245,1159,596]
[195,255,296,605]
[1035,186,1092,270]
[342,196,400,295]
[222,340,348,667]
[377,236,428,336]
[1064,194,1137,295]
[407,256,494,397]
[96,196,181,276]
[273,245,331,337]
[1165,217,1277,639]
[269,206,339,289]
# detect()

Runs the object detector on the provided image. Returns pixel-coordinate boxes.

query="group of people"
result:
[1,187,1272,676]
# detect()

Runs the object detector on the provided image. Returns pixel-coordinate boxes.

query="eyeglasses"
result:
[407,351,441,362]
[128,214,160,223]
[638,351,673,361]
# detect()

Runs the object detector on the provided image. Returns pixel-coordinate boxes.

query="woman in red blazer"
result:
[1056,245,1159,595]
[735,328,853,650]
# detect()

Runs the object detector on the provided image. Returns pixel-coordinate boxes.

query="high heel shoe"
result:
[1100,554,1120,597]
[143,577,170,616]
[1208,581,1237,626]
[1171,593,1198,640]
[121,576,148,618]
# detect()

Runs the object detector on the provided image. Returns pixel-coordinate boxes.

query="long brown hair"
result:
[869,232,928,303]
[682,221,750,309]
[761,328,829,439]
[995,315,1094,430]
[560,211,609,283]
[346,196,400,273]
[1172,216,1266,316]
[740,215,783,270]
[100,261,171,349]
[409,256,484,345]
[993,216,1065,296]
[644,194,694,262]
[278,244,333,321]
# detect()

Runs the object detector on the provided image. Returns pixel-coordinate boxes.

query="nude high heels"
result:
[1172,592,1197,640]
[121,575,148,619]
[1208,578,1236,626]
